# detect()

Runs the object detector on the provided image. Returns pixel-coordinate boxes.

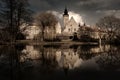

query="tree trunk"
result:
[10,0,15,42]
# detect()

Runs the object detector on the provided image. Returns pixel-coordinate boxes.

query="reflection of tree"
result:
[96,47,120,71]
[70,45,79,52]
[80,45,97,52]
[77,45,99,60]
[79,53,97,61]
[63,66,69,76]
[20,45,59,74]
[40,47,58,73]
[0,45,24,80]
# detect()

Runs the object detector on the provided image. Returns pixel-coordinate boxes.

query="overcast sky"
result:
[29,0,120,25]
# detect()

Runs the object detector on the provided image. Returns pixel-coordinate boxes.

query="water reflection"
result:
[96,46,120,71]
[21,46,41,61]
[20,44,117,71]
[0,44,120,80]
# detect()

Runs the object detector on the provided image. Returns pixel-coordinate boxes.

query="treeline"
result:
[0,0,32,42]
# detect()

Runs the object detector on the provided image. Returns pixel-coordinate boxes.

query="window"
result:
[74,28,76,31]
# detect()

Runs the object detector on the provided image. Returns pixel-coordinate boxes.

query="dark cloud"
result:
[29,0,120,25]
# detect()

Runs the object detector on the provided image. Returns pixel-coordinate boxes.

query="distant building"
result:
[20,23,40,39]
[77,24,99,39]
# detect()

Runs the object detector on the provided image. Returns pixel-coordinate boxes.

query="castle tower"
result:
[63,7,69,29]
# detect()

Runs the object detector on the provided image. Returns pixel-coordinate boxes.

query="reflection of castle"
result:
[56,48,82,69]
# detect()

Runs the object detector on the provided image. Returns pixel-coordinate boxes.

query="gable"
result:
[67,17,78,27]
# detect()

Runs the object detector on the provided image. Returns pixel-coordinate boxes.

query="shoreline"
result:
[0,40,99,45]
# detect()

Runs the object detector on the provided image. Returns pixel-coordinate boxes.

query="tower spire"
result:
[63,6,69,28]
[64,6,68,15]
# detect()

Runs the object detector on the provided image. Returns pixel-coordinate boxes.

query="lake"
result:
[0,44,120,80]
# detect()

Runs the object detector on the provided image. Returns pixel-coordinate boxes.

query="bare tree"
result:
[0,0,32,41]
[96,15,120,41]
[34,12,58,41]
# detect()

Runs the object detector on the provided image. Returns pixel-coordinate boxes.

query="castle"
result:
[62,8,79,36]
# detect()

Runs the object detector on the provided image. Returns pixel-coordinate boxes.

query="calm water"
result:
[0,44,120,80]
